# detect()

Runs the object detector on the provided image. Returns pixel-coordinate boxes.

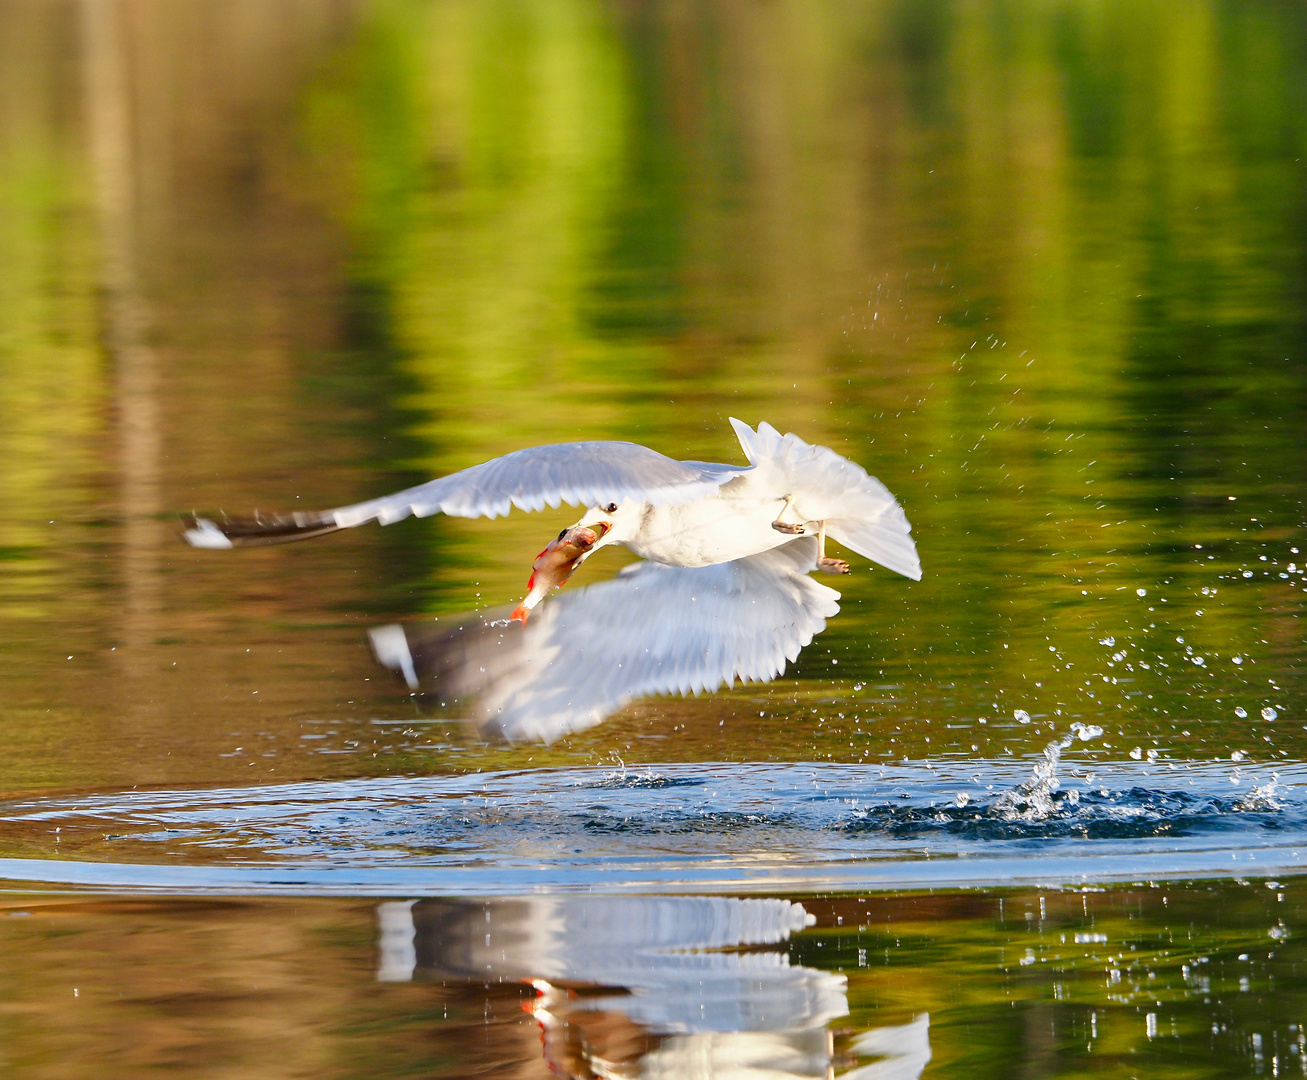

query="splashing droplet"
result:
[1262,707,1278,721]
[1014,709,1031,724]
[991,723,1103,821]
[1235,706,1248,718]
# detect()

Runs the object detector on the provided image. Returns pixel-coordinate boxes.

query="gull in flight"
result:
[185,417,920,606]
[185,419,921,739]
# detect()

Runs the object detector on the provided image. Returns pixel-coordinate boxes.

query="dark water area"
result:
[2,0,1307,1075]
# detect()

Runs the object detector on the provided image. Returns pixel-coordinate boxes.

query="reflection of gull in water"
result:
[184,419,919,623]
[369,536,839,742]
[376,895,930,1080]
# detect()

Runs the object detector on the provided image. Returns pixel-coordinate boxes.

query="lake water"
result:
[1,0,1306,1075]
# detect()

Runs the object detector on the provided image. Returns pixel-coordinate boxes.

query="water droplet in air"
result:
[1235,707,1248,718]
[1262,707,1278,721]
[1014,709,1031,724]
[1231,750,1246,762]
[1243,570,1254,578]
[1233,656,1244,665]
[1129,747,1143,760]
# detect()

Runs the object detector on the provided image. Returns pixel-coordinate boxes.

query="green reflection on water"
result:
[0,0,1303,784]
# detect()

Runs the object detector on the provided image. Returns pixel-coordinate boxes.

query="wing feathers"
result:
[370,538,839,743]
[185,440,736,547]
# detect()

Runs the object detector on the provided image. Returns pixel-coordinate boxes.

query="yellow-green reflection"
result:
[0,3,103,619]
[0,0,1303,788]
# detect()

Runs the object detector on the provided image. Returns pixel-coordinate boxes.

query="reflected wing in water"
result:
[369,537,840,742]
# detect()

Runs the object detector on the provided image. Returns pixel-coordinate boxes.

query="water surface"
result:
[1,0,1306,1075]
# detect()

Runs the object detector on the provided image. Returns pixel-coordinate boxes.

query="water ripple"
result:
[0,750,1304,893]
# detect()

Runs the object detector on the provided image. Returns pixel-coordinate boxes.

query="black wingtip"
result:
[181,510,340,548]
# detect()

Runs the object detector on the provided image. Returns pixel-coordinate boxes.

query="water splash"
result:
[1237,775,1283,812]
[992,722,1105,821]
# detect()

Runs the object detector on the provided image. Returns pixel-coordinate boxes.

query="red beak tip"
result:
[509,604,529,625]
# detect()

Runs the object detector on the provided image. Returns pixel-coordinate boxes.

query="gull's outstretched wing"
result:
[368,537,839,743]
[185,441,745,548]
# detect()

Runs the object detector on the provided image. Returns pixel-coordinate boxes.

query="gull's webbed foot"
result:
[817,556,850,575]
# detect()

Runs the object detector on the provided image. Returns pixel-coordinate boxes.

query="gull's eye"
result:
[557,529,568,540]
[604,502,618,514]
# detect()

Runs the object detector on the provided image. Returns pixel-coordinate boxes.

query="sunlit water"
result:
[2,0,1307,1075]
[0,738,1303,892]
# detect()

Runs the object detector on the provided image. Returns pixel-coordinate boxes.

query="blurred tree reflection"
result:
[0,0,1303,782]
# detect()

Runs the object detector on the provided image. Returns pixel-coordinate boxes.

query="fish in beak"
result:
[510,522,611,623]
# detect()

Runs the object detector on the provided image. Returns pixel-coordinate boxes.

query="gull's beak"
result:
[509,522,611,624]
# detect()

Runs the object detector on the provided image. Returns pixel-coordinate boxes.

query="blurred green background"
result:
[0,0,1305,791]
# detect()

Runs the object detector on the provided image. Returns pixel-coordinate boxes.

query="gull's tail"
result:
[824,513,921,581]
[729,418,922,581]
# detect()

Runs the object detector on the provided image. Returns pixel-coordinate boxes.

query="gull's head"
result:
[509,520,612,623]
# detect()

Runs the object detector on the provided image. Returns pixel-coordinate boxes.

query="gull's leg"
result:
[816,520,850,574]
[771,494,805,535]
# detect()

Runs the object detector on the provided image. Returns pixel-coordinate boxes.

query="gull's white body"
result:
[563,418,921,580]
[604,467,797,567]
